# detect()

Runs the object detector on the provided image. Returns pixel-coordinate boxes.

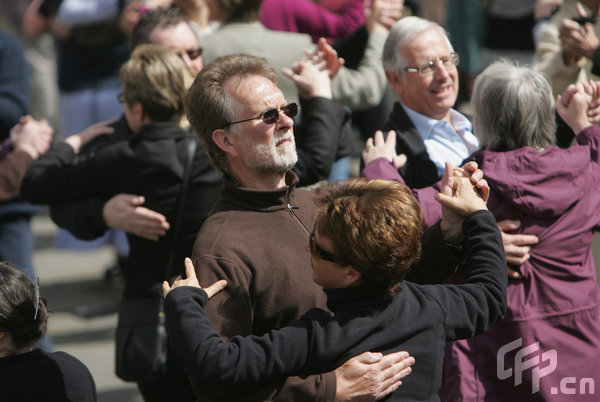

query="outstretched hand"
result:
[496,219,539,279]
[282,55,332,99]
[559,3,600,62]
[334,350,415,401]
[362,130,407,168]
[316,37,345,79]
[162,257,227,299]
[365,0,404,33]
[103,194,170,241]
[64,118,117,153]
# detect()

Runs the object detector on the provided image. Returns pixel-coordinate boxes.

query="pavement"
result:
[31,206,600,402]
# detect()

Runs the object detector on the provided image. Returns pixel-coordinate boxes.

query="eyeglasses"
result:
[402,53,460,77]
[180,48,202,61]
[223,103,298,128]
[309,230,339,263]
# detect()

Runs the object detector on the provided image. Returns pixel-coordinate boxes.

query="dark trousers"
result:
[136,351,196,402]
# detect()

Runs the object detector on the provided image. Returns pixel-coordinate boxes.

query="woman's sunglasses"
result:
[309,230,339,263]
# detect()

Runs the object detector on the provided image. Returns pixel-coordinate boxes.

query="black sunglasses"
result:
[181,48,202,61]
[223,103,298,128]
[309,230,339,263]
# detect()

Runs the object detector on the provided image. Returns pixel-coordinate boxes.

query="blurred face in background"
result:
[149,21,203,77]
[120,0,174,35]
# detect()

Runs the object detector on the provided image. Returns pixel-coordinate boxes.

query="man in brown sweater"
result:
[185,53,480,401]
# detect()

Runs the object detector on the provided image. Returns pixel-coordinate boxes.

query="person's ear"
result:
[344,267,362,287]
[212,129,239,157]
[386,70,405,97]
[132,102,146,122]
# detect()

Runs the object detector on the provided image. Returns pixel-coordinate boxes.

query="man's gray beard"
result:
[241,134,298,173]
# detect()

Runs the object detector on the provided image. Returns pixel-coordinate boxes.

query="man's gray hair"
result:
[382,16,453,74]
[471,60,556,152]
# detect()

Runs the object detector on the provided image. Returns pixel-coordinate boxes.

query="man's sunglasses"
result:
[309,230,339,263]
[223,103,298,128]
[181,48,202,61]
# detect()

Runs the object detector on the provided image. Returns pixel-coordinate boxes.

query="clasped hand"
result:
[162,257,227,299]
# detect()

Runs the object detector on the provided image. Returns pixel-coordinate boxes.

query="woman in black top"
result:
[0,261,97,401]
[163,174,507,401]
[20,44,221,401]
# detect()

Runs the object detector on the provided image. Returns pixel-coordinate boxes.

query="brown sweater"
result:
[191,171,332,401]
[191,171,461,401]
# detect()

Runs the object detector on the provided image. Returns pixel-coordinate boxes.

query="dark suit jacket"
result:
[380,102,439,189]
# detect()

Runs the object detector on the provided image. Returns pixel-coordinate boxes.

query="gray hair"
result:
[471,60,556,152]
[382,16,453,74]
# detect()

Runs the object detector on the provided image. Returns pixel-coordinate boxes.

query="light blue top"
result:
[403,104,480,176]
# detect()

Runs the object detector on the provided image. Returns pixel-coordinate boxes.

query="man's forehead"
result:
[150,23,197,49]
[402,28,450,61]
[224,75,283,105]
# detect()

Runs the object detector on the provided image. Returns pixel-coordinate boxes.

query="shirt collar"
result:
[400,104,472,140]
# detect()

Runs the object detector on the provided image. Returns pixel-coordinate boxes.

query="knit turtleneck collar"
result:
[218,170,300,212]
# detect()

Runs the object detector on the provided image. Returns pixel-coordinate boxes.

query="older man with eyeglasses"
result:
[361,16,543,283]
[362,16,479,190]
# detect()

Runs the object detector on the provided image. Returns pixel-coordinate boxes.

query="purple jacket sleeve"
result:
[361,158,443,226]
[260,0,365,41]
[577,125,600,163]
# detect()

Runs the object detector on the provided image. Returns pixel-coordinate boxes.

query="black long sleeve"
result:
[293,96,350,186]
[164,211,507,400]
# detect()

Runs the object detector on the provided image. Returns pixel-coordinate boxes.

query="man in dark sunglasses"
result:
[130,6,204,77]
[183,53,490,402]
[49,6,351,251]
[128,6,344,186]
[222,103,298,127]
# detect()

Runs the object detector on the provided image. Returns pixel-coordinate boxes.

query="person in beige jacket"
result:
[199,0,403,110]
[535,0,600,96]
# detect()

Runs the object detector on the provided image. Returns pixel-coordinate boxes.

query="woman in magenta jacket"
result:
[361,61,600,401]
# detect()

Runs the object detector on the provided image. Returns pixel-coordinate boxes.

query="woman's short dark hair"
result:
[0,262,48,350]
[313,178,424,299]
